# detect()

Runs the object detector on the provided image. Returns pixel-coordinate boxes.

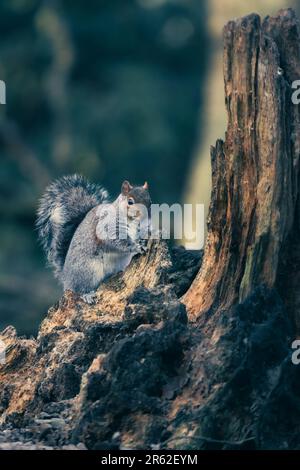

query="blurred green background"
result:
[0,0,299,335]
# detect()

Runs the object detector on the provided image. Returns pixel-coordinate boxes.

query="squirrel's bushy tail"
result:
[36,174,109,277]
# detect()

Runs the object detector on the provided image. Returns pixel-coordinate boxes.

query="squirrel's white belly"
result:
[103,252,134,279]
[91,252,134,284]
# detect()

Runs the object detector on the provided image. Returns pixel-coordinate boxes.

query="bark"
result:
[183,8,300,322]
[0,8,300,450]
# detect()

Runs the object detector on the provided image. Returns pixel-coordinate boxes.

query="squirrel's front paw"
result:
[136,240,148,255]
[81,291,97,305]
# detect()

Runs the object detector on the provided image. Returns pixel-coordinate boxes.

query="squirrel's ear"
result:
[121,180,132,195]
[143,181,149,190]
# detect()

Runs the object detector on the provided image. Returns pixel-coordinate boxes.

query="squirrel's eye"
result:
[128,198,134,206]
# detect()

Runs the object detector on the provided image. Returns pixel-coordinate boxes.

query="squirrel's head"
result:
[121,180,151,220]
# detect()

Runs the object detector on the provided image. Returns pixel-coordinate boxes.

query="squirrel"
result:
[36,174,151,303]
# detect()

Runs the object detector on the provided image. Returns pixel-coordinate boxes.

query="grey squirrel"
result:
[36,175,151,303]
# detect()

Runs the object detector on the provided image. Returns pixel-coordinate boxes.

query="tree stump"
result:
[183,8,300,326]
[174,8,300,449]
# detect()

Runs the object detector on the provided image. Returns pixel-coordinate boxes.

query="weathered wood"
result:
[183,9,300,324]
[164,9,300,450]
[0,239,173,420]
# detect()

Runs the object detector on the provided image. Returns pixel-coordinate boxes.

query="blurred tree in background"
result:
[0,0,209,334]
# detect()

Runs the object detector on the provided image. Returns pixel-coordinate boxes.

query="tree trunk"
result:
[0,8,300,450]
[183,8,300,323]
[184,0,296,245]
[175,8,300,449]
